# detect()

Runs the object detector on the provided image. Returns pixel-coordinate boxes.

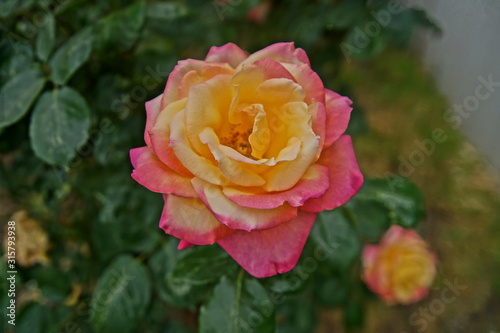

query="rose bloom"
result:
[362,225,437,304]
[130,42,363,278]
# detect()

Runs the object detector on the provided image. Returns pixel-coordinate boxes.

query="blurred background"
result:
[1,0,499,332]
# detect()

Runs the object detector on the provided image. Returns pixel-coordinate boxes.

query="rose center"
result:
[220,126,253,157]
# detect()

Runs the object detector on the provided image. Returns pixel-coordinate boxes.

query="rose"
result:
[361,225,437,304]
[130,42,363,278]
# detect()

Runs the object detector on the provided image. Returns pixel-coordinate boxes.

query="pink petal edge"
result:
[218,210,318,278]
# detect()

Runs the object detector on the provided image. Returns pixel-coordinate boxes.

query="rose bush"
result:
[362,225,437,304]
[130,42,363,277]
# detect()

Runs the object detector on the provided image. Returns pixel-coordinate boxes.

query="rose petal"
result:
[191,178,297,232]
[324,90,353,148]
[162,59,233,107]
[205,43,248,68]
[218,210,317,278]
[232,59,296,104]
[144,94,163,147]
[130,147,196,198]
[149,98,192,176]
[223,164,330,209]
[281,63,324,104]
[185,74,233,155]
[361,244,380,268]
[302,135,363,212]
[159,194,233,245]
[169,111,230,186]
[238,42,310,69]
[177,240,194,250]
[262,102,320,191]
[256,78,306,105]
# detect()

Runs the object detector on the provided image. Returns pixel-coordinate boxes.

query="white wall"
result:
[415,0,500,172]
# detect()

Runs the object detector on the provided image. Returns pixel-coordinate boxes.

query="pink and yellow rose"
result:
[362,225,437,304]
[130,42,363,277]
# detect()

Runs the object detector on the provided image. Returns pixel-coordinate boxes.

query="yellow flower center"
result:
[220,126,253,157]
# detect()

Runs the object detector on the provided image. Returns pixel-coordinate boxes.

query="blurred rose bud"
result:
[3,210,50,267]
[361,225,437,304]
[247,0,272,23]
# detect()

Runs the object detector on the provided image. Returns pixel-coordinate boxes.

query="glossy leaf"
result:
[29,87,90,165]
[149,241,212,309]
[0,0,34,18]
[199,275,275,333]
[94,1,146,51]
[36,13,56,62]
[355,176,425,227]
[0,68,46,129]
[90,255,151,333]
[49,27,94,85]
[170,244,237,286]
[310,209,361,272]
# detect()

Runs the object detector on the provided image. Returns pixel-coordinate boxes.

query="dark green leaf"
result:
[355,176,425,227]
[170,244,237,286]
[36,13,56,62]
[0,68,46,129]
[0,41,34,82]
[29,87,90,165]
[16,302,50,333]
[411,8,442,34]
[199,275,275,333]
[345,103,369,136]
[149,241,215,309]
[0,0,35,18]
[90,255,151,333]
[49,27,94,85]
[275,295,316,333]
[313,275,350,307]
[325,0,366,30]
[345,199,391,241]
[146,2,189,21]
[30,266,72,302]
[342,27,387,60]
[94,1,146,51]
[311,209,361,272]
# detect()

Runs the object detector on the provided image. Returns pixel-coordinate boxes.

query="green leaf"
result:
[149,241,218,309]
[345,199,391,241]
[49,27,94,85]
[355,176,425,227]
[36,13,56,62]
[30,266,72,302]
[90,255,151,333]
[0,41,34,82]
[275,295,316,333]
[310,209,361,272]
[170,244,237,286]
[313,275,350,307]
[29,87,91,165]
[325,0,365,30]
[146,2,189,21]
[199,275,275,333]
[16,302,50,333]
[411,8,442,34]
[0,0,35,18]
[94,1,146,51]
[0,68,46,129]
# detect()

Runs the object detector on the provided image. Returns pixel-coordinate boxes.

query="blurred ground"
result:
[316,48,500,332]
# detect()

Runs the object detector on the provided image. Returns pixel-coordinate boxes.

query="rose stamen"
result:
[220,127,253,157]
